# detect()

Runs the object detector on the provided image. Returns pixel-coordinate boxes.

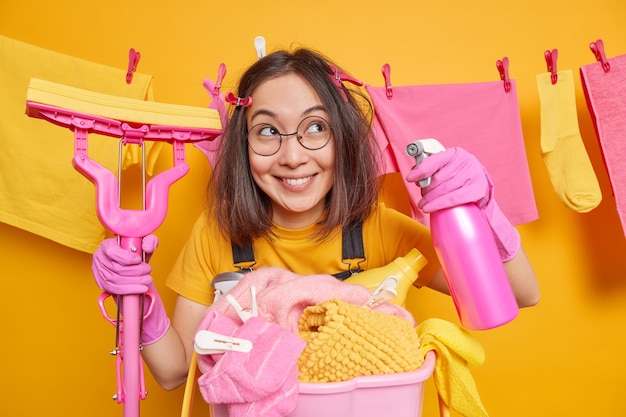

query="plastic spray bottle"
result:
[345,248,427,307]
[406,138,519,330]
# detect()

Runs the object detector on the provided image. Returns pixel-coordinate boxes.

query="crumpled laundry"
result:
[417,318,488,417]
[196,311,306,417]
[297,298,423,382]
[205,267,415,333]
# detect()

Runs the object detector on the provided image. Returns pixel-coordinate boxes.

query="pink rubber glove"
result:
[92,236,159,294]
[92,235,170,345]
[406,147,520,262]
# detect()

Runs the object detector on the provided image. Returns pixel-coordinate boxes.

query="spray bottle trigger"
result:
[406,138,446,188]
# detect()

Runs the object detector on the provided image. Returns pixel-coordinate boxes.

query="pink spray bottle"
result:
[406,139,519,330]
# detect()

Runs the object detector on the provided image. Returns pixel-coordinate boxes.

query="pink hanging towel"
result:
[365,80,538,227]
[580,54,626,237]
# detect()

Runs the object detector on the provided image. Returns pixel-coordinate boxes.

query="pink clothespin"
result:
[329,65,363,102]
[496,57,511,93]
[590,39,611,73]
[126,48,141,84]
[382,63,393,99]
[544,49,559,84]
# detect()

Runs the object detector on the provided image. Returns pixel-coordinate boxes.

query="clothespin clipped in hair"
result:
[382,63,393,99]
[590,39,611,73]
[225,91,252,108]
[254,36,266,59]
[329,65,363,102]
[126,48,141,84]
[496,56,511,93]
[544,49,559,85]
[194,330,253,355]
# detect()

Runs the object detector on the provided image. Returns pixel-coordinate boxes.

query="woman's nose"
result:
[278,133,308,165]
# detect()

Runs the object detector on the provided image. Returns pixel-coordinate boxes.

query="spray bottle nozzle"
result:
[406,138,446,188]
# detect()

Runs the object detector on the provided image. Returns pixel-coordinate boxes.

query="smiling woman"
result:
[3,1,626,416]
[89,47,539,405]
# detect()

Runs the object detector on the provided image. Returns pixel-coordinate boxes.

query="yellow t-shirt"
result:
[166,202,440,305]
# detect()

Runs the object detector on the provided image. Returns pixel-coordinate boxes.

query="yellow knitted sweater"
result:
[297,299,423,383]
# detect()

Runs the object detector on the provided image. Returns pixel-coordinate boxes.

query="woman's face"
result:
[246,73,335,229]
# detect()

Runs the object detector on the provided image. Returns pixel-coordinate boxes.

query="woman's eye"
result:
[306,122,325,134]
[259,126,279,137]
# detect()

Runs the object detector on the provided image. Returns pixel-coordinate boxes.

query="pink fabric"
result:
[365,80,538,228]
[196,312,305,417]
[406,147,520,261]
[205,267,415,334]
[580,54,626,236]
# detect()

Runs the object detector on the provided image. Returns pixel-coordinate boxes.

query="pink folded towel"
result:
[580,53,626,235]
[197,312,306,417]
[206,267,416,333]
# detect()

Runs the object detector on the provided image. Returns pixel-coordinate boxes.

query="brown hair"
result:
[208,48,381,246]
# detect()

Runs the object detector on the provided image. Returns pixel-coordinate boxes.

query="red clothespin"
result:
[590,39,610,73]
[126,48,141,84]
[496,57,511,93]
[225,91,252,108]
[544,49,559,84]
[382,63,393,99]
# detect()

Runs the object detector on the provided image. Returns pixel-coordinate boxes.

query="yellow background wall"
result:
[2,1,626,416]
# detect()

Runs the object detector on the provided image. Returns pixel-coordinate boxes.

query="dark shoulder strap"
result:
[231,242,256,271]
[230,221,365,279]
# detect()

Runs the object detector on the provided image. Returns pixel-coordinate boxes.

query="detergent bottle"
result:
[345,248,427,307]
[406,138,519,330]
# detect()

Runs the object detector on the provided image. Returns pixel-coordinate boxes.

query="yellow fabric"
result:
[27,78,222,129]
[417,318,488,417]
[297,298,423,382]
[0,35,158,253]
[537,70,602,213]
[165,202,441,305]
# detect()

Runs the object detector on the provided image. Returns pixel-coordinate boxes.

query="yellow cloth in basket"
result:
[297,298,423,383]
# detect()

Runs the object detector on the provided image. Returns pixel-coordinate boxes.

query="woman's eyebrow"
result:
[249,105,327,123]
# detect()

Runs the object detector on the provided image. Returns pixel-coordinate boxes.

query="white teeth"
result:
[284,176,312,186]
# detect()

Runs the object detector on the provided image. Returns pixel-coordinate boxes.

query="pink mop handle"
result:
[25,101,222,417]
[118,237,143,417]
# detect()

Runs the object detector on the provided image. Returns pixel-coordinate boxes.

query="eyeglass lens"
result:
[247,115,332,156]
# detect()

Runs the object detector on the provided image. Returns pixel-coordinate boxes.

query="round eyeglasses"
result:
[247,115,333,156]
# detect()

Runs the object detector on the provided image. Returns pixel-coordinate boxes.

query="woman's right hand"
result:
[91,235,158,295]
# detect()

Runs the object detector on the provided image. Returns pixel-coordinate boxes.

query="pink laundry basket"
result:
[209,351,436,417]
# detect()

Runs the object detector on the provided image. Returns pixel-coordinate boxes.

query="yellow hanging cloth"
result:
[0,35,158,253]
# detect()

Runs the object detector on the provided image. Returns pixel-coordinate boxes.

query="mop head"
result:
[297,298,423,383]
[26,78,222,130]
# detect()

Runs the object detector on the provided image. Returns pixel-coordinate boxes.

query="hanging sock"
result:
[536,69,602,212]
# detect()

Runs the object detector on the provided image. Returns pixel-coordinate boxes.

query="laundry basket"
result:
[204,350,436,417]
